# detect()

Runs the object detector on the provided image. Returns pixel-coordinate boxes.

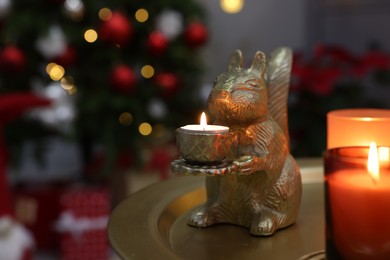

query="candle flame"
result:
[367,142,380,182]
[200,112,207,130]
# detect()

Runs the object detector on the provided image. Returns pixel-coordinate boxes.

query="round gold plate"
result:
[108,159,325,259]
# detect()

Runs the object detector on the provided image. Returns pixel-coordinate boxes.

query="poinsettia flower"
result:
[302,67,342,96]
[291,65,310,92]
[313,43,357,64]
[353,50,390,77]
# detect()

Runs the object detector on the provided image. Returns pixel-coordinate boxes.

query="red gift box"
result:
[13,183,64,250]
[55,187,110,260]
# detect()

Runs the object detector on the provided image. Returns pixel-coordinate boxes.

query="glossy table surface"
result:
[108,158,325,260]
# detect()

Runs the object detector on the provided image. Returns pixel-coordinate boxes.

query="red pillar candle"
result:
[324,146,390,259]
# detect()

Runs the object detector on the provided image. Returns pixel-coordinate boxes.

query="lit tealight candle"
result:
[176,112,231,164]
[181,112,229,132]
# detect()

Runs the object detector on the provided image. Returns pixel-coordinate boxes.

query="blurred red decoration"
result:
[356,50,390,76]
[109,65,137,93]
[292,58,341,96]
[0,92,52,125]
[14,185,63,250]
[147,31,168,56]
[0,92,51,260]
[292,44,390,96]
[0,92,52,218]
[56,187,110,260]
[0,45,26,73]
[154,72,180,97]
[99,12,133,46]
[313,44,357,64]
[184,22,208,48]
[52,46,76,68]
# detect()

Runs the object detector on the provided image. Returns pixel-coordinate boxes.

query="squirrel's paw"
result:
[232,155,255,175]
[188,205,218,228]
[250,218,277,236]
[250,209,286,236]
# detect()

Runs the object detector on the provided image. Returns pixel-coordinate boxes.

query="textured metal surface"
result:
[175,128,235,164]
[172,47,301,236]
[299,250,326,260]
[171,159,235,176]
[108,159,324,260]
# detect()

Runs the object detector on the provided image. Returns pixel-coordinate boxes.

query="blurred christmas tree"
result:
[0,0,208,173]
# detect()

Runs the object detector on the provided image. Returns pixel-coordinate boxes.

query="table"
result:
[108,159,325,260]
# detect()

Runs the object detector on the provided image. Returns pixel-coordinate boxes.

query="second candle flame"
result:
[368,141,380,183]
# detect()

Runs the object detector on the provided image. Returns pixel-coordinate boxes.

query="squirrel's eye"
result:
[245,80,258,88]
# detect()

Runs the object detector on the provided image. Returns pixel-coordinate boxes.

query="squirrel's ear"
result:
[228,49,243,72]
[251,51,266,78]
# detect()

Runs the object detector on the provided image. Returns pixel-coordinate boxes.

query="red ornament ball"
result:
[99,12,133,46]
[147,31,168,56]
[109,65,137,93]
[154,72,180,97]
[184,22,208,48]
[0,46,26,73]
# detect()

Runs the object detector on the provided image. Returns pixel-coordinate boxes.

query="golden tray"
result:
[108,159,325,260]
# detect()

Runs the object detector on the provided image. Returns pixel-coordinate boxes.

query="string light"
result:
[139,122,152,136]
[119,112,133,126]
[84,29,98,43]
[220,0,244,13]
[60,76,74,90]
[99,8,112,21]
[60,76,77,95]
[47,63,65,81]
[135,9,149,23]
[141,65,154,78]
[46,63,56,75]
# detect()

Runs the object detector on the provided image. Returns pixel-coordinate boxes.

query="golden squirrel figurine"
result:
[187,47,302,236]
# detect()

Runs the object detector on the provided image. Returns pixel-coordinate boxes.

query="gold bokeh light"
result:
[135,9,149,22]
[60,76,77,94]
[135,8,149,23]
[84,29,98,43]
[152,124,166,138]
[220,0,244,13]
[48,63,65,81]
[60,76,74,90]
[99,8,112,21]
[141,65,154,78]
[139,122,152,136]
[119,112,133,126]
[46,63,56,75]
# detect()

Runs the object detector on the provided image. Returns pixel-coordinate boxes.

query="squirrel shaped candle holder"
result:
[171,47,302,236]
